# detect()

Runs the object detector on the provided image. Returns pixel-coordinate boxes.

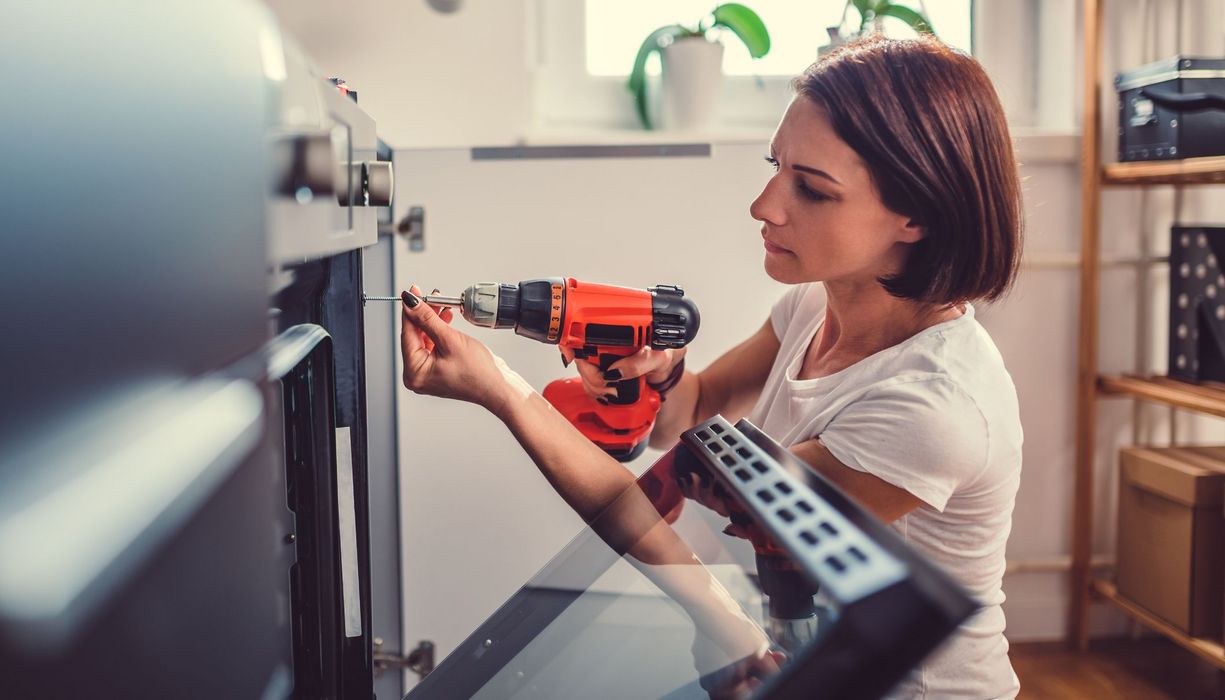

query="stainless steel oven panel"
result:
[266,36,382,266]
[0,377,265,649]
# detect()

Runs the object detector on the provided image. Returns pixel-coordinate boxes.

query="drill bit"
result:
[364,294,464,307]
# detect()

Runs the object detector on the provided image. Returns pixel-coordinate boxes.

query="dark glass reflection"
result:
[448,445,835,700]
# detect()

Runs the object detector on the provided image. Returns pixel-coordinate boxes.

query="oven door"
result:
[0,375,295,700]
[266,323,373,699]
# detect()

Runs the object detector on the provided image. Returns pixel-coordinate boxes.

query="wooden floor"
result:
[1012,638,1225,699]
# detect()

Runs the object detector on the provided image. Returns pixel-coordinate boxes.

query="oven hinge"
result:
[373,637,435,680]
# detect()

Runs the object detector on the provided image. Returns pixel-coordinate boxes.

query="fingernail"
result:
[596,397,608,406]
[403,291,420,308]
[562,355,572,368]
[603,369,622,381]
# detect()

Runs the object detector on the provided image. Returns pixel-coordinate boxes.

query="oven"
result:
[0,3,396,698]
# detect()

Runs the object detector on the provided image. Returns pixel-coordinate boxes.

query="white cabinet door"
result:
[390,143,781,691]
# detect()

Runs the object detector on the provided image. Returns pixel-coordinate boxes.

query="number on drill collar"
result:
[548,283,563,341]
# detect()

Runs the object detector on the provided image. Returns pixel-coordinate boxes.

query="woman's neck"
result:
[800,279,963,379]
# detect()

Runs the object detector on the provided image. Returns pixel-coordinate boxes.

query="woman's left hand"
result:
[400,285,527,412]
[561,344,686,401]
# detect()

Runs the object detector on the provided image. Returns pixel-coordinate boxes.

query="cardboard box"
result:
[1117,446,1225,638]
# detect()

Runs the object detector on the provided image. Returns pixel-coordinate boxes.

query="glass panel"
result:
[460,447,835,700]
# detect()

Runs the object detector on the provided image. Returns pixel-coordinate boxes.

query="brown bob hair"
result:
[793,34,1022,304]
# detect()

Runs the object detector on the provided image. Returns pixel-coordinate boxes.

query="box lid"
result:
[1120,446,1225,507]
[1115,56,1225,91]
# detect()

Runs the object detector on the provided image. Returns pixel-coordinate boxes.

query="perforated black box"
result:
[1169,227,1225,381]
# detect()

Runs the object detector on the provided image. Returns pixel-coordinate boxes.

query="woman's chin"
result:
[763,255,804,284]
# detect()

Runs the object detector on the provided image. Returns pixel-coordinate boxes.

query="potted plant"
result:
[820,0,935,57]
[627,4,770,131]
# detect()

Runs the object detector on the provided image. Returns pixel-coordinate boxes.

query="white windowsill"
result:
[520,125,776,146]
[519,126,1081,164]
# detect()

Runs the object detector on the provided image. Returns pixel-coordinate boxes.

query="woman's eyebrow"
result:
[791,163,842,186]
[769,143,842,186]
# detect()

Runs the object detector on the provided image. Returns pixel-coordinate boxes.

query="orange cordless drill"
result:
[437,278,700,461]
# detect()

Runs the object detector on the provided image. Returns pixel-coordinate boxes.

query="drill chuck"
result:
[459,282,512,329]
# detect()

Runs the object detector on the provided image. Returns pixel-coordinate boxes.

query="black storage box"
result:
[1116,56,1225,162]
[1169,227,1225,382]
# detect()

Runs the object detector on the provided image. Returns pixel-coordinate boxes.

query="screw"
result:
[284,533,296,544]
[483,639,493,648]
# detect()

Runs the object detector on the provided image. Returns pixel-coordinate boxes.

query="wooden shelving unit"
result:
[1090,581,1225,670]
[1098,374,1225,419]
[1071,0,1225,661]
[1103,156,1225,186]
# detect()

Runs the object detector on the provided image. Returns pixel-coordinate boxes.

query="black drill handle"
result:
[598,353,642,405]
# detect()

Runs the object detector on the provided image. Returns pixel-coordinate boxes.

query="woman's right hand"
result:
[561,344,686,402]
[401,286,533,414]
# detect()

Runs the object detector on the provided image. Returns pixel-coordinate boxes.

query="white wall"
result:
[262,0,1225,671]
[263,0,533,148]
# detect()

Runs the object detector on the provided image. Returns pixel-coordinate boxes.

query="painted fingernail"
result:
[562,355,572,368]
[596,397,608,406]
[603,369,622,381]
[403,291,420,308]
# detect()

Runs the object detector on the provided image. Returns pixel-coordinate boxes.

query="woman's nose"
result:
[749,179,784,226]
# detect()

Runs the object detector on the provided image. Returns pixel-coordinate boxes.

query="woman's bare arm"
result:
[789,439,923,522]
[649,319,780,448]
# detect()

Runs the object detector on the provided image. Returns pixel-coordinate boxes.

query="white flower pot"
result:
[659,37,724,131]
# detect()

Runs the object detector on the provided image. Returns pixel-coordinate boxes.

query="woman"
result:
[400,34,1023,699]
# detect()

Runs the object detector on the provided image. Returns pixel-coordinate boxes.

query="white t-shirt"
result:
[747,283,1022,700]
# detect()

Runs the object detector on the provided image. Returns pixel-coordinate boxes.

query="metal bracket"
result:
[373,637,435,680]
[396,206,425,252]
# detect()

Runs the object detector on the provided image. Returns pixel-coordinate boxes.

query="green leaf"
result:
[711,3,770,59]
[878,4,935,34]
[627,24,687,129]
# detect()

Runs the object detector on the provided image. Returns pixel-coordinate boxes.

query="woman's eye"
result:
[796,181,830,203]
[763,155,779,171]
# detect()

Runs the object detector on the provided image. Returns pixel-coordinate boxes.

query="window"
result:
[532,1,1052,138]
[584,1,973,78]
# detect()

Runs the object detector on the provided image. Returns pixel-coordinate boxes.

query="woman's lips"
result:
[762,233,791,254]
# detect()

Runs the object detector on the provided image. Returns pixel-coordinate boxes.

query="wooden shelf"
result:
[1102,156,1225,186]
[1097,374,1225,419]
[1090,580,1225,670]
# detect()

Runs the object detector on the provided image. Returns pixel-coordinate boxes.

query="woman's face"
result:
[750,97,922,287]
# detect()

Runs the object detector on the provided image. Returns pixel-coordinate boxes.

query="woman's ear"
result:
[899,218,926,244]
